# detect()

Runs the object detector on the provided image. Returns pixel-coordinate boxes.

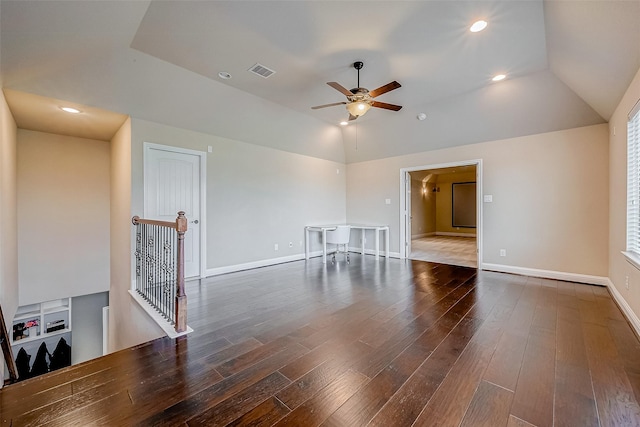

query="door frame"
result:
[399,159,483,267]
[143,142,207,279]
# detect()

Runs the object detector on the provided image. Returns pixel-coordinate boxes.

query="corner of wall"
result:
[609,65,640,329]
[108,118,163,353]
[0,89,18,385]
[0,90,18,322]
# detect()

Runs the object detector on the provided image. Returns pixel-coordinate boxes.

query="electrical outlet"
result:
[499,249,506,257]
[626,275,629,290]
[289,242,293,248]
[274,244,278,251]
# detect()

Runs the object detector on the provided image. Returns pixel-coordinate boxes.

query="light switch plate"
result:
[385,199,391,205]
[483,195,493,203]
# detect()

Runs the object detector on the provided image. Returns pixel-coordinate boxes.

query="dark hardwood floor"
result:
[2,256,640,426]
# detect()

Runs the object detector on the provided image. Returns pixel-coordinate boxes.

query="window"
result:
[626,100,640,261]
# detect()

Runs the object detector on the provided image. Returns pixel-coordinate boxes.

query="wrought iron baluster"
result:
[131,212,187,332]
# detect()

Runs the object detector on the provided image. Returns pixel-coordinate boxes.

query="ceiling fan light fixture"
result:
[346,101,371,117]
[470,20,488,32]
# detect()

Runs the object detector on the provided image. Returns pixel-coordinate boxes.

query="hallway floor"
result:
[410,235,477,268]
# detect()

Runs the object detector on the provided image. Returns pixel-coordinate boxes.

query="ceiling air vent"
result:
[248,63,276,79]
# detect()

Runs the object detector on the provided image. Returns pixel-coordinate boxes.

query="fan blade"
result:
[311,102,347,110]
[369,81,401,98]
[327,82,354,97]
[371,101,402,111]
[348,114,358,121]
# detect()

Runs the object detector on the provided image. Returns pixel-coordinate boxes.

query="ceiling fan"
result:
[311,61,402,121]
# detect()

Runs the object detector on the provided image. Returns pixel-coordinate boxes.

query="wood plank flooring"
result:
[2,256,640,426]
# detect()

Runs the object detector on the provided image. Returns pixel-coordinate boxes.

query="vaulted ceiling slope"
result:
[1,1,638,164]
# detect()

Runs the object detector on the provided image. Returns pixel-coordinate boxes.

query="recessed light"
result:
[339,121,349,126]
[492,74,506,82]
[60,107,81,114]
[470,20,488,33]
[417,113,427,121]
[218,71,232,80]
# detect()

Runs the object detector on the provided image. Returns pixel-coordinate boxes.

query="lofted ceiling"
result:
[1,1,639,163]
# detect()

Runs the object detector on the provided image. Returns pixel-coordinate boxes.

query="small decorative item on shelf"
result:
[46,319,65,333]
[13,322,25,341]
[25,319,39,337]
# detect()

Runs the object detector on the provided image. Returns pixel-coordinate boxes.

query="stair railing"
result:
[132,211,187,333]
[1,304,19,384]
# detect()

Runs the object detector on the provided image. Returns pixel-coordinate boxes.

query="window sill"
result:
[622,251,640,271]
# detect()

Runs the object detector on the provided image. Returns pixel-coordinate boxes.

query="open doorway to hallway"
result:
[407,164,478,268]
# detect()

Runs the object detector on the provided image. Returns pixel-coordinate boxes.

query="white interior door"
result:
[145,146,201,278]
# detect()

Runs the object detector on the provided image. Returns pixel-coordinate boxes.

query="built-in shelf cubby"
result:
[11,298,71,345]
[10,298,72,380]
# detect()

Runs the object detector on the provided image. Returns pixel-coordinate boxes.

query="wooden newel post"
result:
[175,211,188,333]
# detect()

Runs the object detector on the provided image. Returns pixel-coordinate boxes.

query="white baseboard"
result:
[128,290,193,339]
[206,249,403,277]
[206,251,325,276]
[436,232,477,238]
[606,279,640,338]
[481,263,608,286]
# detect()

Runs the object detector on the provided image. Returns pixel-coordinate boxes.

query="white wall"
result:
[71,291,108,365]
[409,177,435,238]
[131,119,347,272]
[109,118,163,353]
[17,130,110,304]
[0,90,18,384]
[609,66,640,322]
[347,124,609,278]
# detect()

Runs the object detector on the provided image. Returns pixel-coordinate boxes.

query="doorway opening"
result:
[399,160,482,268]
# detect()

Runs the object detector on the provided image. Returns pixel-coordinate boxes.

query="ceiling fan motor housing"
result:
[350,87,369,96]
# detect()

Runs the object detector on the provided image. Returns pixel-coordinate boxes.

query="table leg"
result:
[322,229,327,264]
[385,227,390,259]
[305,227,310,260]
[375,229,380,259]
[361,229,365,255]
